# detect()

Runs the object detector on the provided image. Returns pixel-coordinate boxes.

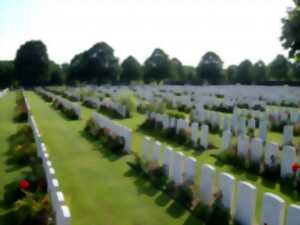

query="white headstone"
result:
[173,151,185,184]
[152,141,161,163]
[265,142,279,166]
[200,124,209,148]
[163,146,174,177]
[219,172,235,210]
[261,193,285,225]
[143,136,151,160]
[283,125,293,145]
[184,156,197,182]
[235,182,257,225]
[199,164,216,205]
[250,138,263,162]
[259,120,268,141]
[191,122,199,144]
[222,130,232,150]
[281,145,296,178]
[287,204,300,225]
[237,135,250,157]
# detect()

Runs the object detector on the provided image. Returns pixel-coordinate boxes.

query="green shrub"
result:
[117,92,137,117]
[177,128,191,145]
[167,111,186,119]
[248,161,261,174]
[107,134,125,154]
[193,202,211,223]
[208,191,231,225]
[294,124,300,136]
[146,162,168,188]
[175,184,195,207]
[12,191,52,225]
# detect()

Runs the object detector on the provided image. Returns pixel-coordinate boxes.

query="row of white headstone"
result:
[0,88,8,98]
[142,136,300,225]
[36,88,81,119]
[222,131,299,178]
[100,99,128,118]
[194,105,296,142]
[25,96,71,225]
[148,112,209,148]
[92,112,132,152]
[134,85,300,108]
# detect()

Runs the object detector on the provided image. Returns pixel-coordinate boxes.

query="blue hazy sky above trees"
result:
[0,0,294,66]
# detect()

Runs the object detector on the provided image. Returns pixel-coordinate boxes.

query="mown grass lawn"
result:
[25,92,200,225]
[0,92,32,224]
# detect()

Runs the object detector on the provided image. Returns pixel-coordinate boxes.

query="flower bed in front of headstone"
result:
[4,124,53,225]
[128,153,232,225]
[13,91,29,122]
[36,87,81,120]
[218,135,300,194]
[84,117,126,155]
[52,97,80,120]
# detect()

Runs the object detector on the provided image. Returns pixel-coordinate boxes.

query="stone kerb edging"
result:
[27,112,71,224]
[141,135,300,225]
[92,112,132,152]
[0,88,9,98]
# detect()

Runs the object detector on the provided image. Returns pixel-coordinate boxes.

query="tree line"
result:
[0,0,299,87]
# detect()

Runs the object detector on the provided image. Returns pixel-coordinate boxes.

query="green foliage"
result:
[85,119,126,155]
[269,54,290,80]
[117,92,137,117]
[167,111,186,119]
[120,56,143,83]
[144,49,171,82]
[253,60,267,83]
[175,184,195,207]
[69,42,119,84]
[0,60,14,87]
[235,60,253,84]
[13,191,52,225]
[8,125,37,165]
[281,1,300,59]
[13,92,28,123]
[15,40,50,86]
[196,51,224,84]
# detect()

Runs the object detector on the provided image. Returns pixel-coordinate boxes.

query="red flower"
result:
[291,163,300,173]
[19,179,30,190]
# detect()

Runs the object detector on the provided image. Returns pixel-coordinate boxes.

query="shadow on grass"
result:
[279,183,300,201]
[80,130,124,162]
[123,166,199,221]
[155,191,171,207]
[166,201,186,218]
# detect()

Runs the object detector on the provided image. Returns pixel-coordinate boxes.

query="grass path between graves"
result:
[0,92,32,224]
[25,91,200,225]
[77,99,300,222]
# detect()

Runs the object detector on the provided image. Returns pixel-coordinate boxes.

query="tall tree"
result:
[268,54,290,80]
[15,40,50,86]
[48,61,65,85]
[235,60,253,84]
[225,65,237,83]
[253,60,267,83]
[196,51,223,84]
[0,61,14,87]
[281,0,300,60]
[144,49,171,82]
[169,58,185,81]
[69,42,119,84]
[120,56,142,83]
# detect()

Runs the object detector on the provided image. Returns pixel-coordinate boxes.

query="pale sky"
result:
[0,0,295,66]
